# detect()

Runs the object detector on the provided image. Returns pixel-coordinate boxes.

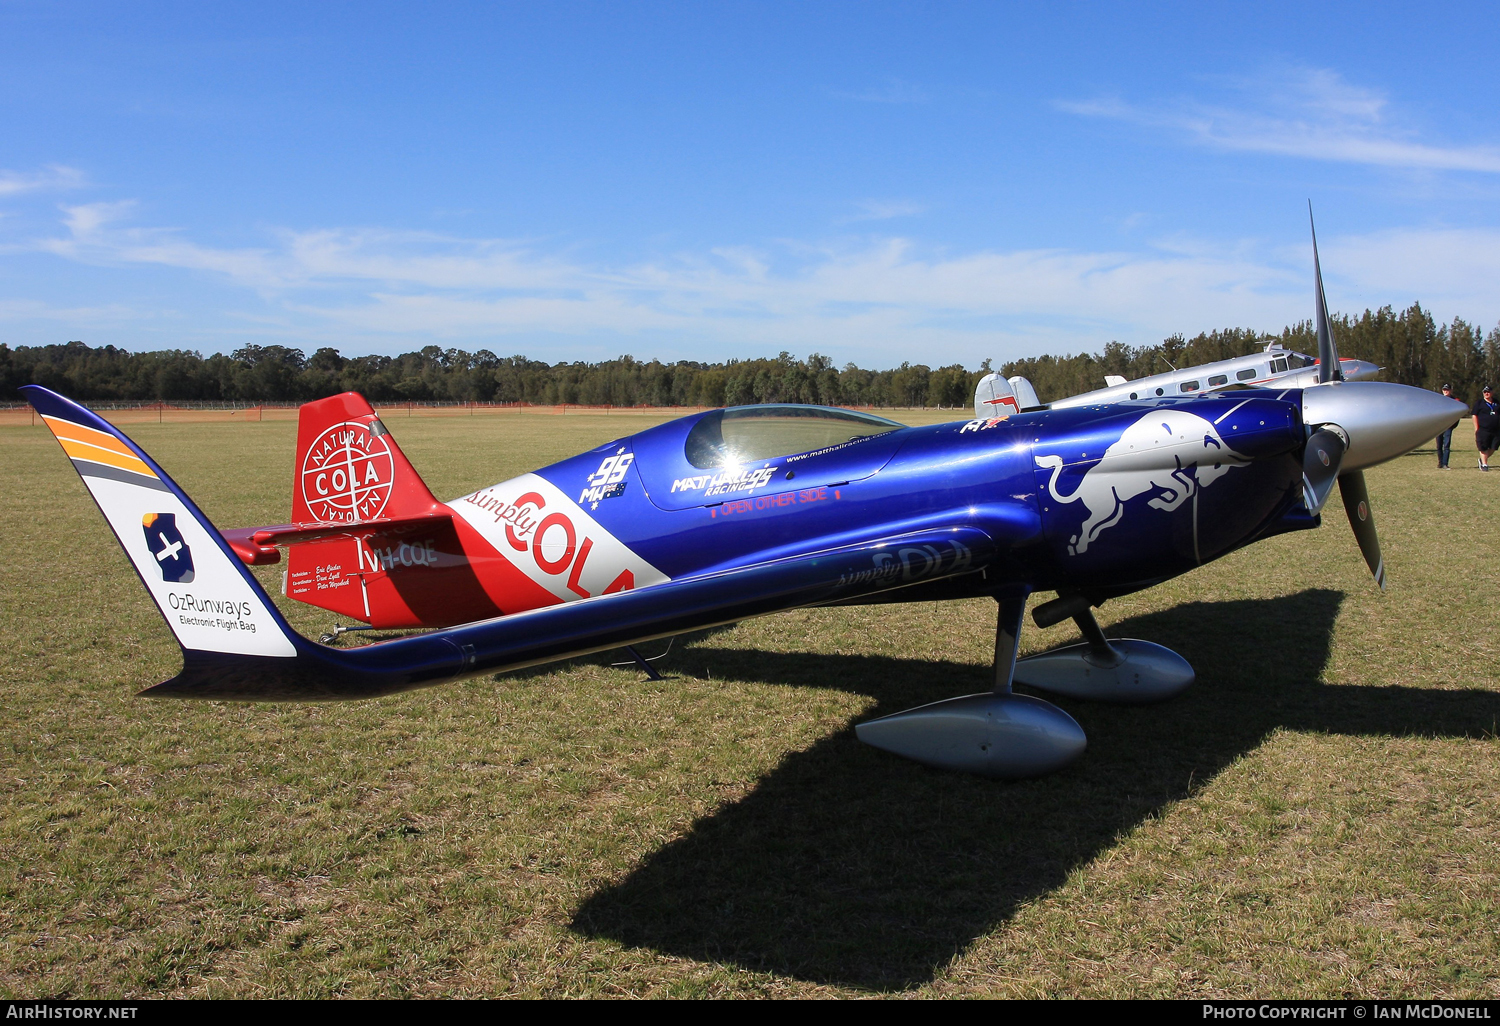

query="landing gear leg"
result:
[1072,608,1118,662]
[993,592,1024,693]
[1012,605,1195,703]
[854,592,1087,778]
[610,639,674,680]
[620,644,664,681]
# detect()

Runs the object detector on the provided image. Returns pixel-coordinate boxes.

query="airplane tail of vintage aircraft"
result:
[972,373,1042,418]
[23,383,993,703]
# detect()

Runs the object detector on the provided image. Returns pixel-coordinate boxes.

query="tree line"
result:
[0,343,985,408]
[4,301,1497,409]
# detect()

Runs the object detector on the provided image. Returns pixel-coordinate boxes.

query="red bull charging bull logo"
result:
[1035,409,1249,556]
[300,420,395,523]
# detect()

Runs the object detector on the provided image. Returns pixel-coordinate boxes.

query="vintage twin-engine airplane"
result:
[971,343,1381,418]
[23,230,1467,780]
[1050,344,1381,409]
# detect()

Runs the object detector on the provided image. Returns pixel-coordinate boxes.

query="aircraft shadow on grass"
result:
[570,589,1500,990]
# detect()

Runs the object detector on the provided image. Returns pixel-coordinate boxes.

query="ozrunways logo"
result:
[300,420,395,523]
[142,512,194,583]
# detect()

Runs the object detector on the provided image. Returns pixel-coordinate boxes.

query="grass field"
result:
[1,409,1498,998]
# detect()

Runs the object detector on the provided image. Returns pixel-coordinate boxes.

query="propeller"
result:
[1300,426,1346,515]
[1338,469,1385,590]
[1305,204,1382,588]
[1309,202,1344,385]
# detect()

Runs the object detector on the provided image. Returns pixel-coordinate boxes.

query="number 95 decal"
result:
[579,451,633,506]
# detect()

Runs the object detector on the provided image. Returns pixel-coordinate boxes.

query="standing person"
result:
[1475,385,1500,471]
[1436,384,1457,468]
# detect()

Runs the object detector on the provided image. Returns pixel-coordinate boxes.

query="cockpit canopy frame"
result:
[683,404,903,469]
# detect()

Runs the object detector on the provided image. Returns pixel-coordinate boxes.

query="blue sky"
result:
[2,1,1497,367]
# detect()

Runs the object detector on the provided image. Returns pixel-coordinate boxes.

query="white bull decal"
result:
[1035,410,1249,555]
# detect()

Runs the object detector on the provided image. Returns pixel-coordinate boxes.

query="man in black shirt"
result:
[1474,385,1499,471]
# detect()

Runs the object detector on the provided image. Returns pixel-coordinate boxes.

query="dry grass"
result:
[0,410,1497,997]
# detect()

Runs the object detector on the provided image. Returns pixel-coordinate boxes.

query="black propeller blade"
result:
[1308,206,1382,588]
[1309,202,1344,385]
[1301,427,1346,514]
[1338,470,1385,590]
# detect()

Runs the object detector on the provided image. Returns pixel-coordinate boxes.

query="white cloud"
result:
[59,200,136,237]
[1318,227,1500,314]
[17,199,1500,360]
[43,205,592,294]
[0,165,85,196]
[1061,67,1500,173]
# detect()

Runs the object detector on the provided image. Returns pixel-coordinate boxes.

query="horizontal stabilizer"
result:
[223,514,454,565]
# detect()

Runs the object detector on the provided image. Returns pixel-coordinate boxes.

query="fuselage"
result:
[19,372,1467,716]
[333,396,1310,629]
[1048,347,1380,410]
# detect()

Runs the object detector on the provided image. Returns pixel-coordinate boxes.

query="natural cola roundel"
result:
[300,420,395,522]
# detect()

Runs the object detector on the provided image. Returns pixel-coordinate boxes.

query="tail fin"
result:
[22,385,304,660]
[293,393,440,524]
[1007,375,1043,411]
[974,372,1020,418]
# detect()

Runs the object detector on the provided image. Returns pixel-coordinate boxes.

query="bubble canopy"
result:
[683,405,903,470]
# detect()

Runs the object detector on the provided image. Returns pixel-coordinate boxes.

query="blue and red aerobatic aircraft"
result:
[22,235,1467,779]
